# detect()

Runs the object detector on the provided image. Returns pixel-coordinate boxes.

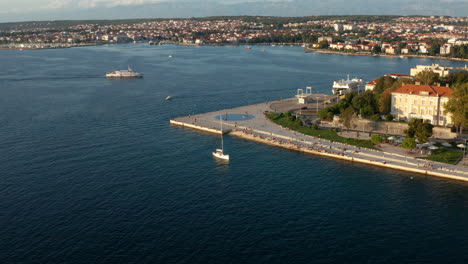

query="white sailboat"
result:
[213,117,230,161]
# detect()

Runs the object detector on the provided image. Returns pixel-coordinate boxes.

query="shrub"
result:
[405,118,433,143]
[385,114,394,121]
[371,134,383,144]
[402,138,417,149]
[371,114,381,121]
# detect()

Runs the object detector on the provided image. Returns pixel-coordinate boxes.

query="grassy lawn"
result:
[424,149,464,165]
[266,112,377,149]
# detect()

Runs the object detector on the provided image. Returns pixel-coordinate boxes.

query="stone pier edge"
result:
[170,119,468,183]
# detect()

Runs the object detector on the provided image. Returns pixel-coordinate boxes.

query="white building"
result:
[410,64,468,77]
[333,24,343,31]
[440,44,452,55]
[448,38,468,45]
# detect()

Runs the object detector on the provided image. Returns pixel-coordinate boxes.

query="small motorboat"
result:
[165,96,173,100]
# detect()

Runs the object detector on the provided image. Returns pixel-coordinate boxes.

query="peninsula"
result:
[170,98,468,182]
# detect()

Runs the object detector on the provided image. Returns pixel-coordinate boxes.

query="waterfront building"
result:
[400,48,410,54]
[418,44,429,54]
[391,84,453,126]
[318,36,333,43]
[440,44,452,55]
[410,63,468,77]
[384,46,398,54]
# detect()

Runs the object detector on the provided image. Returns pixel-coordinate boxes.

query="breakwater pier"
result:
[170,98,468,182]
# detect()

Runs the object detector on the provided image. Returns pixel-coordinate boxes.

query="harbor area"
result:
[170,98,468,182]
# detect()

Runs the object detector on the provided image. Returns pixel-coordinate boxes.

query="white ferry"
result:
[332,75,364,95]
[106,66,143,78]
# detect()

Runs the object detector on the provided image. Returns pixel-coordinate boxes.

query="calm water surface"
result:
[0,44,467,263]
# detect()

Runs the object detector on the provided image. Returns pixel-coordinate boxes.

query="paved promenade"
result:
[170,99,468,182]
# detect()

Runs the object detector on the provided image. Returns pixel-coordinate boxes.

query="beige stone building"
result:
[410,64,468,77]
[391,84,453,126]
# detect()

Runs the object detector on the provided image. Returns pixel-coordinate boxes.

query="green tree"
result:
[444,82,468,133]
[318,40,329,49]
[401,137,416,149]
[428,43,441,56]
[415,69,440,85]
[443,72,468,86]
[339,106,355,130]
[373,76,396,96]
[361,105,375,117]
[352,91,377,116]
[449,44,467,59]
[405,119,434,143]
[377,78,412,113]
[379,88,394,113]
[372,44,381,53]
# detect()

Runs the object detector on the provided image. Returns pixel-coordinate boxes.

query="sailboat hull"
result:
[213,150,229,160]
[213,117,229,161]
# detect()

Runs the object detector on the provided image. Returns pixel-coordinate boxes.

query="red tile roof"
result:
[387,74,413,78]
[367,77,380,85]
[366,74,414,85]
[392,84,452,97]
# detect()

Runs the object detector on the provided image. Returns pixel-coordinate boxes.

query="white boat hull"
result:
[106,73,143,78]
[106,66,143,78]
[213,149,229,160]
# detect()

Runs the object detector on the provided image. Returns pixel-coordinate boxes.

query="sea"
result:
[0,44,467,263]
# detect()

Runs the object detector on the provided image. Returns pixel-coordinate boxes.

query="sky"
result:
[0,0,467,22]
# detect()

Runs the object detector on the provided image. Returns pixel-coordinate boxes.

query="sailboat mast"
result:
[220,117,224,151]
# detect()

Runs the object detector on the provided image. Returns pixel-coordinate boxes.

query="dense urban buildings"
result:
[0,15,467,59]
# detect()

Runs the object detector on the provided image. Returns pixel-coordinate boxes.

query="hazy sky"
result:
[1,0,271,12]
[0,0,467,22]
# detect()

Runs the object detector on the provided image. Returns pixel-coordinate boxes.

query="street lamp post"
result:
[316,96,319,114]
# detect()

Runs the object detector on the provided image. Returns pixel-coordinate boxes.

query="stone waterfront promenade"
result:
[170,98,468,182]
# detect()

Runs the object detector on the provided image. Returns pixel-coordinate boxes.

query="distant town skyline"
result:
[0,0,467,23]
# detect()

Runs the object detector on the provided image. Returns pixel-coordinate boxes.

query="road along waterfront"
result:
[171,99,468,182]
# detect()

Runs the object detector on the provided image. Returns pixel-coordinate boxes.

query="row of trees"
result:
[446,44,467,59]
[444,82,468,133]
[248,33,317,44]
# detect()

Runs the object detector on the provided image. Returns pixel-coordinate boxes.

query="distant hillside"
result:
[0,15,401,31]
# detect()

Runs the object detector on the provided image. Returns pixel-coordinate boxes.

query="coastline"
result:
[2,42,467,63]
[0,43,105,50]
[305,48,468,62]
[230,130,468,182]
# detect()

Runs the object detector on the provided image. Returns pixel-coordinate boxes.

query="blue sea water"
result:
[0,44,467,263]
